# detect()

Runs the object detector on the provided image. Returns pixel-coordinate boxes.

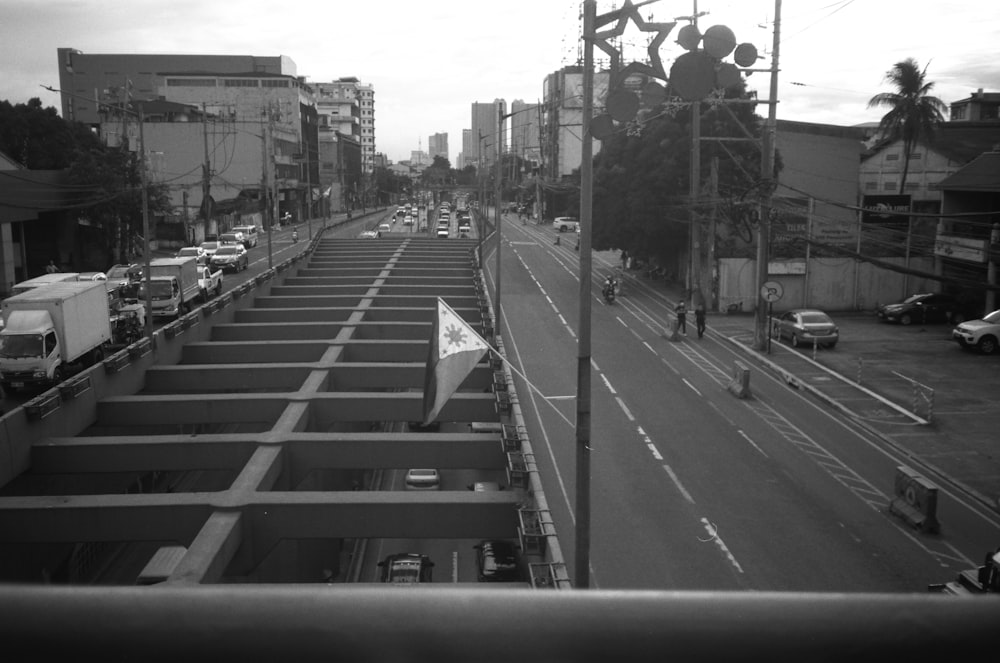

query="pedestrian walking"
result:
[675,300,687,336]
[695,303,706,339]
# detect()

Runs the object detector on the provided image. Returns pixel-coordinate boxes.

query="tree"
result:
[0,98,102,169]
[867,58,947,193]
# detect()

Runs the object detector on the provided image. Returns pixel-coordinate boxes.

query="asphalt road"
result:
[489,212,1000,591]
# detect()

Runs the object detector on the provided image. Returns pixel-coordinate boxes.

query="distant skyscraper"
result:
[428,133,449,164]
[471,99,507,166]
[462,129,474,168]
[510,100,541,164]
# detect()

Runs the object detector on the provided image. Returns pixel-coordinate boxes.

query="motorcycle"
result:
[602,277,618,304]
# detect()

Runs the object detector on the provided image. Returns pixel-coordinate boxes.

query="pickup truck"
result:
[198,265,223,301]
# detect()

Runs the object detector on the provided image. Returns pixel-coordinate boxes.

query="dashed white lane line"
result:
[601,373,616,394]
[662,464,695,504]
[615,397,635,421]
[700,518,744,574]
[682,378,702,396]
[738,430,769,457]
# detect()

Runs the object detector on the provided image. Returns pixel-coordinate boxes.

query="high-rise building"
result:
[462,129,475,169]
[428,133,449,164]
[316,77,376,173]
[542,66,608,179]
[471,99,507,167]
[510,100,541,165]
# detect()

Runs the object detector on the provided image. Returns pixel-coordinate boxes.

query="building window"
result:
[904,181,920,191]
[262,79,289,88]
[167,78,216,87]
[865,181,878,190]
[885,153,899,161]
[951,106,967,120]
[908,152,922,160]
[883,181,898,191]
[224,79,259,88]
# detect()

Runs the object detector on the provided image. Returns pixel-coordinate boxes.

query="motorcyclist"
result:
[291,228,299,242]
[602,274,618,302]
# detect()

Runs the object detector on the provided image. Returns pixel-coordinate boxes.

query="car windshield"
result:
[138,281,174,299]
[800,312,832,324]
[388,560,422,583]
[902,294,931,304]
[0,333,44,359]
[201,243,218,251]
[215,247,237,255]
[982,310,1000,323]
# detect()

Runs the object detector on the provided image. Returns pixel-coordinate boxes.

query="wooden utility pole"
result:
[753,0,782,351]
[138,102,153,340]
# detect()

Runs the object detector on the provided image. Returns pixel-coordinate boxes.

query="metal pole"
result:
[137,102,153,340]
[495,109,504,345]
[689,100,700,296]
[576,0,596,589]
[753,0,782,351]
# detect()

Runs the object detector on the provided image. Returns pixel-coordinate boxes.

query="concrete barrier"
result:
[727,360,752,399]
[888,465,940,533]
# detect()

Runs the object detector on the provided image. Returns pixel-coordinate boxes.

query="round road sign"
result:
[761,281,783,302]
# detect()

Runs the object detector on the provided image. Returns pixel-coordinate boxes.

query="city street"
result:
[487,212,1000,591]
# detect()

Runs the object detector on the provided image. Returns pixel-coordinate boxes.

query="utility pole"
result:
[495,107,504,346]
[753,0,782,351]
[261,113,273,269]
[138,102,153,340]
[202,102,212,240]
[576,0,596,589]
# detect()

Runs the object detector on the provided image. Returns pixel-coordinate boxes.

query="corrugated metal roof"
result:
[938,151,1000,191]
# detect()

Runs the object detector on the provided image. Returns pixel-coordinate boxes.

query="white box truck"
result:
[142,257,201,320]
[9,272,81,296]
[0,280,112,394]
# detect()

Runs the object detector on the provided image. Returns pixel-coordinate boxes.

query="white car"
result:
[553,216,579,232]
[405,469,440,490]
[175,246,206,263]
[953,309,1000,355]
[378,222,392,232]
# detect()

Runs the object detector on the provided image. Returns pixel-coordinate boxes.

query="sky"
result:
[2,0,999,166]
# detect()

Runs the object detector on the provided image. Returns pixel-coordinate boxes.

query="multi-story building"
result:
[949,88,1000,122]
[510,100,541,165]
[428,133,449,163]
[462,129,475,169]
[312,78,376,174]
[56,48,296,127]
[541,66,608,181]
[471,100,507,168]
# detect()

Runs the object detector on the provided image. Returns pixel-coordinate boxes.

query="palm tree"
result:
[867,58,948,193]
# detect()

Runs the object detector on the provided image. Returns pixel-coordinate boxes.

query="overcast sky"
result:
[3,0,998,165]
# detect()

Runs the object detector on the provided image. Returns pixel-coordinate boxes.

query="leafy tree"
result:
[867,58,947,192]
[0,98,101,168]
[590,90,765,266]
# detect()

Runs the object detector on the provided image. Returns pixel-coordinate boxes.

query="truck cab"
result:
[142,257,201,320]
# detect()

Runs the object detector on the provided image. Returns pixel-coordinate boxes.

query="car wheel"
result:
[900,313,912,325]
[978,335,998,355]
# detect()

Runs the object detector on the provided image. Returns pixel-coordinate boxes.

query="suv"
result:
[953,309,1000,355]
[231,225,259,248]
[219,231,245,246]
[552,216,579,232]
[378,553,434,583]
[876,293,970,326]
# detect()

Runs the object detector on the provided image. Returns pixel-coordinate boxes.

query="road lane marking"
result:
[737,430,768,457]
[699,517,744,573]
[662,464,695,504]
[600,373,616,394]
[682,378,701,396]
[615,397,635,421]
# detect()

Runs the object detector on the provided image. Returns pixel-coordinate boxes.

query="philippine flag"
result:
[422,298,491,425]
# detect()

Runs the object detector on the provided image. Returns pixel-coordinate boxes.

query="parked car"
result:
[473,540,520,582]
[772,309,839,349]
[378,553,434,584]
[404,468,440,490]
[552,216,579,232]
[952,309,1000,355]
[876,293,971,325]
[209,244,249,272]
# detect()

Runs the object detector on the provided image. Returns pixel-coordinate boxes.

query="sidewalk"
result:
[617,264,1000,512]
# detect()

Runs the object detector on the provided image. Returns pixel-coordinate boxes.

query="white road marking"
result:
[700,517,744,574]
[662,464,695,504]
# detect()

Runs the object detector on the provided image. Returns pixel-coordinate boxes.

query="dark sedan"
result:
[876,293,970,325]
[772,309,839,349]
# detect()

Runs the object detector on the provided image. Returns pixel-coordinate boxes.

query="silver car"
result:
[772,309,839,349]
